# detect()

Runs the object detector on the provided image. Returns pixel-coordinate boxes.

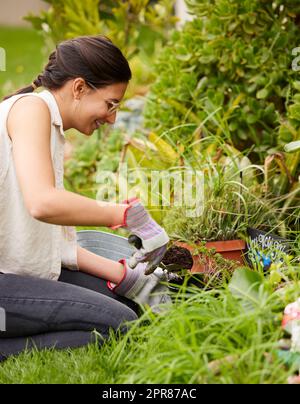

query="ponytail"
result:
[2,75,43,101]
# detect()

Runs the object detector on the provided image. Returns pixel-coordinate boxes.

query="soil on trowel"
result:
[161,245,193,271]
[161,245,207,290]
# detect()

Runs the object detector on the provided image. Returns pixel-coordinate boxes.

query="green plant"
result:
[63,126,181,227]
[264,89,300,234]
[163,158,280,243]
[64,127,125,198]
[119,130,262,224]
[176,243,238,290]
[144,0,300,165]
[108,130,183,224]
[262,81,300,197]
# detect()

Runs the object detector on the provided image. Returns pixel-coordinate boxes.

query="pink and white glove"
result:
[108,259,172,312]
[111,197,169,274]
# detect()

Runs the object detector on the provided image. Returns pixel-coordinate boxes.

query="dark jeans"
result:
[0,268,139,361]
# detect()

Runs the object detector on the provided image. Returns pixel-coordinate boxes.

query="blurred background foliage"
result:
[25,0,178,98]
[0,26,44,99]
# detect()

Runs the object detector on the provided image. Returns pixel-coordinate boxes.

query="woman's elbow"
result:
[29,205,48,221]
[27,191,57,221]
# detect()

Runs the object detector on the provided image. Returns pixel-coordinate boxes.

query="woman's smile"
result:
[94,119,102,129]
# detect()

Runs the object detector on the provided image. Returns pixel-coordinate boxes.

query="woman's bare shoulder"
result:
[8,94,50,117]
[7,95,51,141]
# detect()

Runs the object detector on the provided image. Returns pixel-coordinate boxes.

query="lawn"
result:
[0,25,45,99]
[1,279,299,384]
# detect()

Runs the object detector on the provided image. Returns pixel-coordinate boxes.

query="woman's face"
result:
[71,79,128,136]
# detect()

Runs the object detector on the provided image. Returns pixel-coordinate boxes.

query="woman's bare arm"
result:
[76,246,124,283]
[7,96,127,228]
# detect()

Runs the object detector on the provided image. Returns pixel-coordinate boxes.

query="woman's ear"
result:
[72,77,87,100]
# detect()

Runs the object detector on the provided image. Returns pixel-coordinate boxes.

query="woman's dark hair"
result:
[3,35,131,100]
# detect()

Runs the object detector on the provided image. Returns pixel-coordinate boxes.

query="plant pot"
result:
[175,239,246,273]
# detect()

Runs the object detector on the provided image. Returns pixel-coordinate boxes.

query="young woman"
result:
[0,35,170,361]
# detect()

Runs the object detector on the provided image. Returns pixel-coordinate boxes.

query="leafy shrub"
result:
[64,128,125,198]
[144,0,300,161]
[267,81,300,196]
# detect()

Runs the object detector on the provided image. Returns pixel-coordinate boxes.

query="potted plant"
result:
[163,160,279,274]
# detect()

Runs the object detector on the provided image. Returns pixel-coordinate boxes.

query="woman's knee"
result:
[100,299,138,333]
[113,304,138,336]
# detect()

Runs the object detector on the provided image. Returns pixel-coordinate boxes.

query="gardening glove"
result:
[111,197,169,274]
[107,259,172,313]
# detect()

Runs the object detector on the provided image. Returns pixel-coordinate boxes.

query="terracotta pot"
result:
[175,239,246,274]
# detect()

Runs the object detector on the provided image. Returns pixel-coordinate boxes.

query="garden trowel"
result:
[128,234,193,274]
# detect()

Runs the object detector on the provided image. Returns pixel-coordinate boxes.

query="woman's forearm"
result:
[76,246,125,284]
[33,188,128,228]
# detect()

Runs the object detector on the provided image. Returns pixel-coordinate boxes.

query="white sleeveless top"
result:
[0,89,78,280]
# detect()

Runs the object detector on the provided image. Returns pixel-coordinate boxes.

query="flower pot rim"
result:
[175,239,246,252]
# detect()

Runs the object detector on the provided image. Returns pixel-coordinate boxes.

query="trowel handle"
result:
[128,234,143,249]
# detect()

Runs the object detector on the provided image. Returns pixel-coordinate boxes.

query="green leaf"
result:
[279,126,293,143]
[246,114,258,124]
[256,88,269,99]
[176,53,192,62]
[289,104,300,121]
[284,140,300,153]
[293,81,300,92]
[228,268,264,311]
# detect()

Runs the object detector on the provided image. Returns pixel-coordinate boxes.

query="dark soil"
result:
[161,245,202,291]
[128,235,194,270]
[161,245,193,270]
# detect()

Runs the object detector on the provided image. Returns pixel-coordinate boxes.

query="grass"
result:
[1,281,299,384]
[0,26,45,99]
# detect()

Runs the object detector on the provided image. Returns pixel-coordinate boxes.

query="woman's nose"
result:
[105,112,117,125]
